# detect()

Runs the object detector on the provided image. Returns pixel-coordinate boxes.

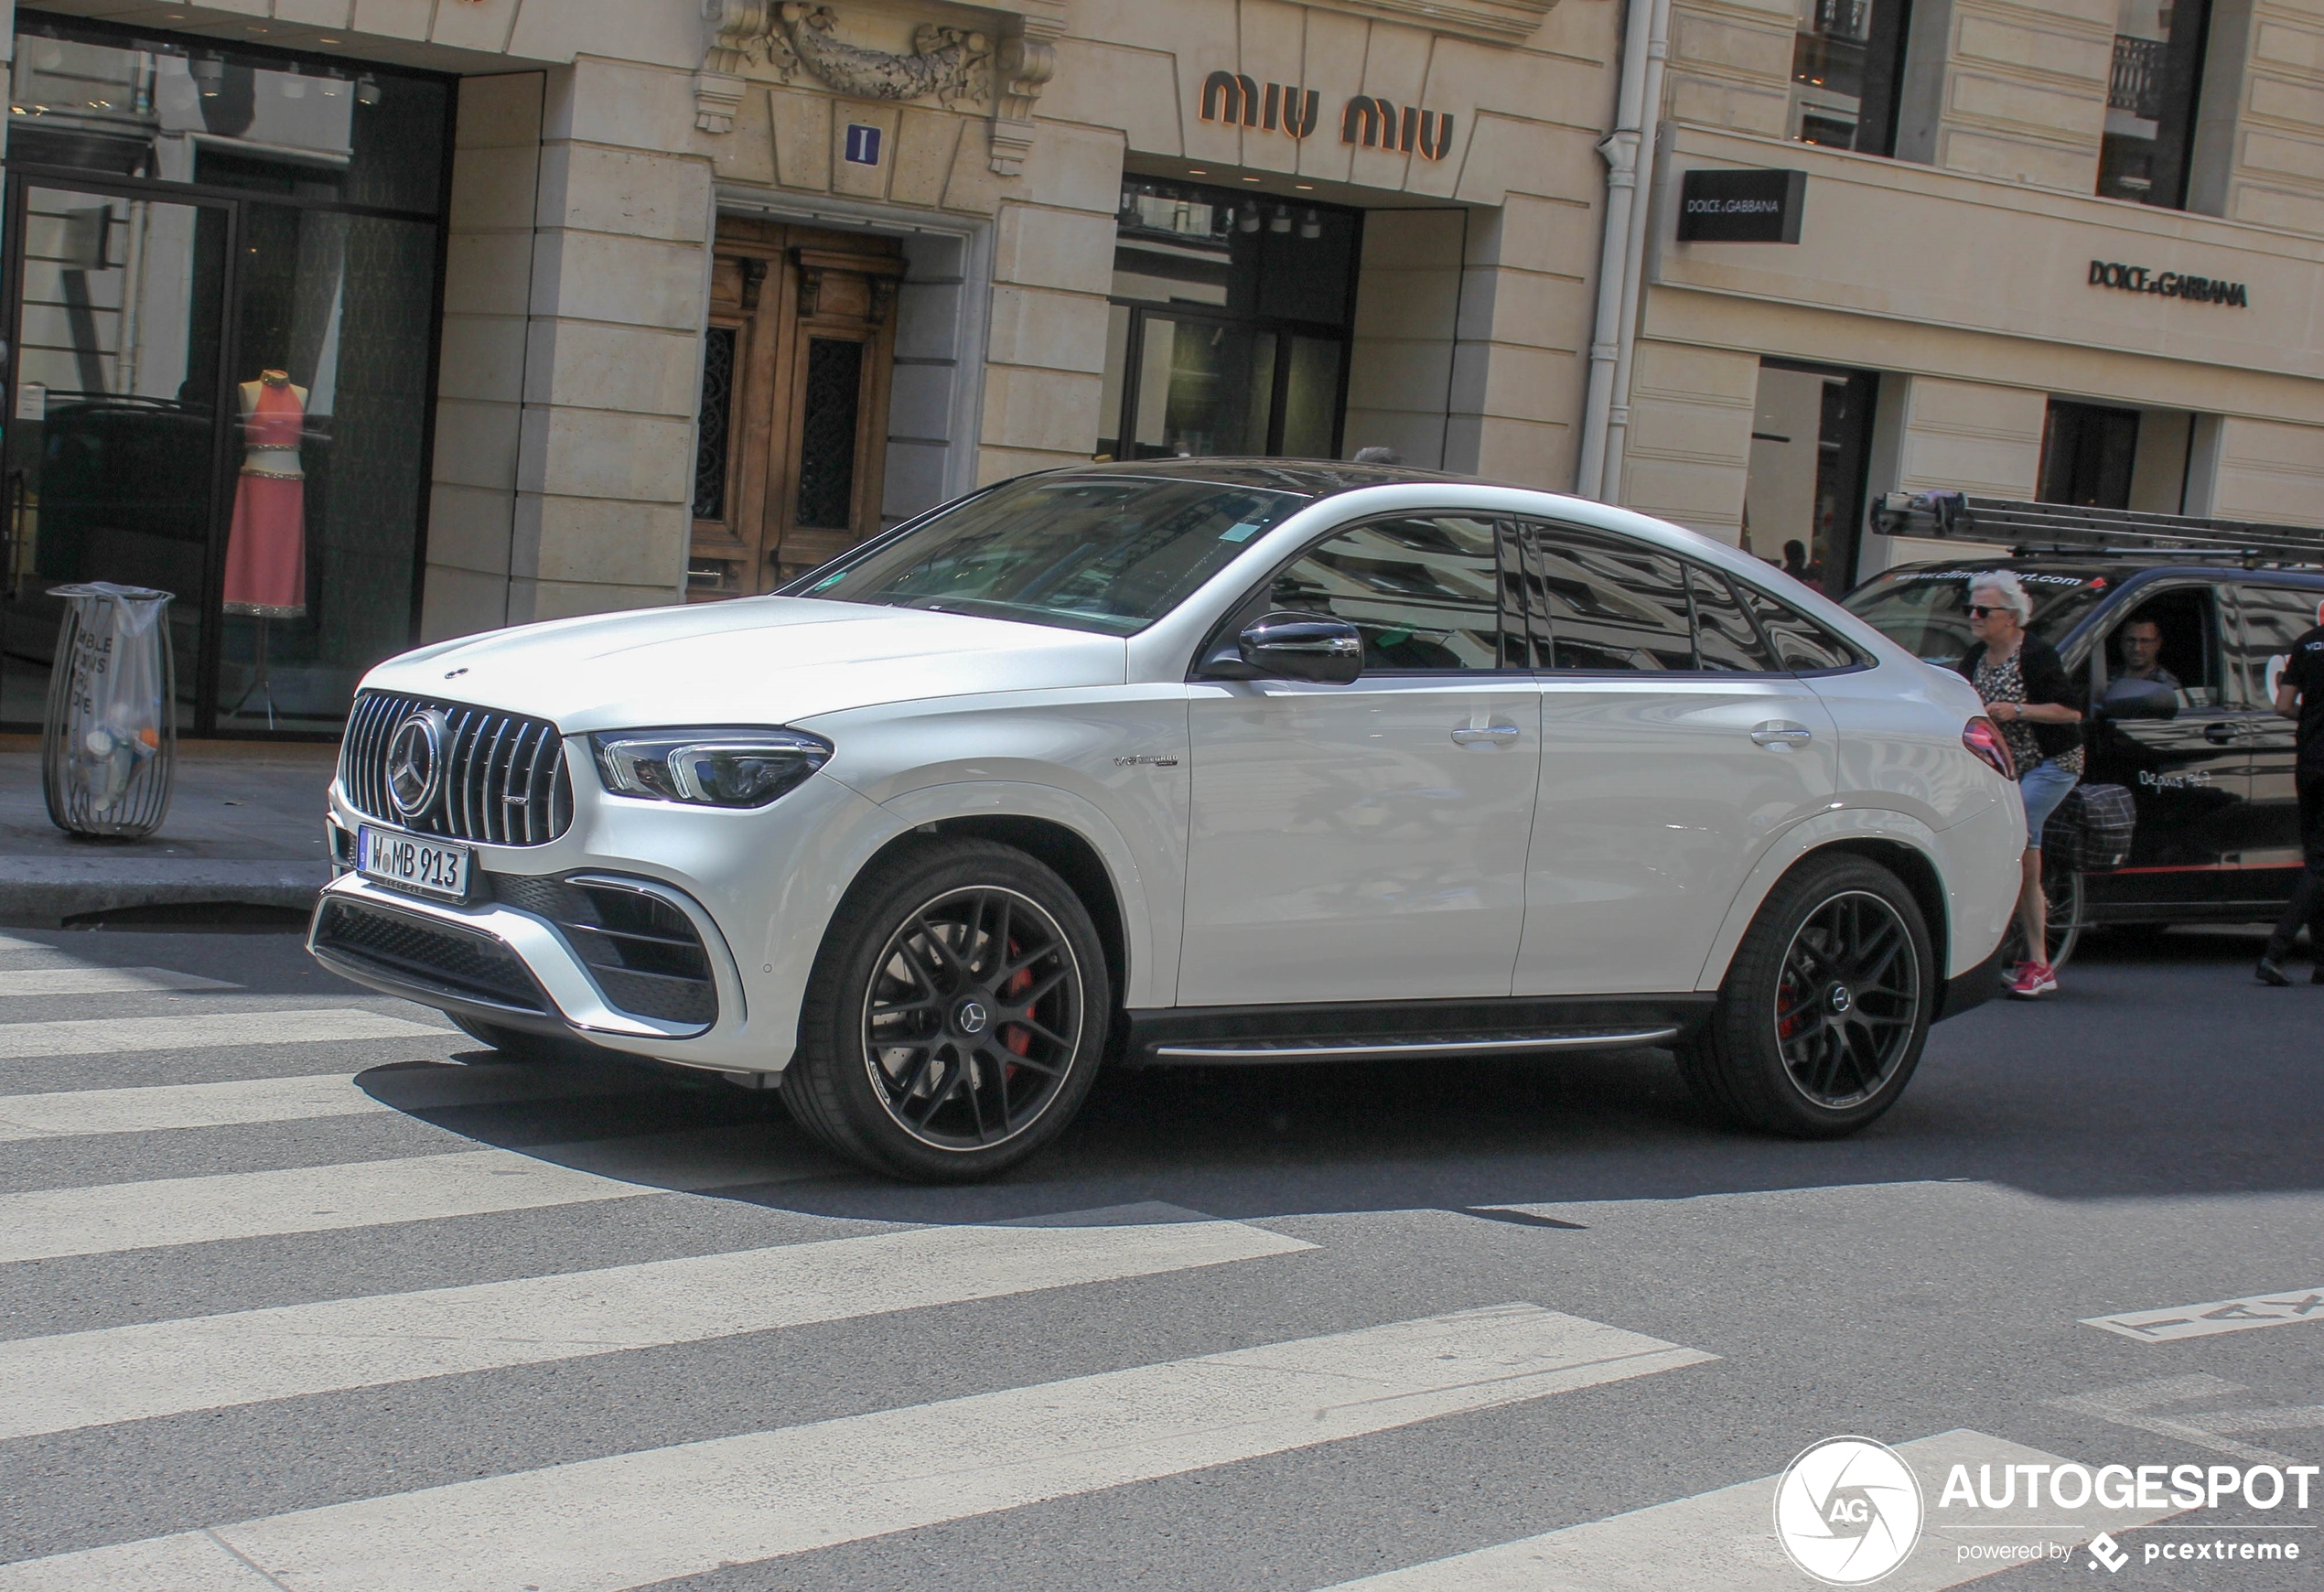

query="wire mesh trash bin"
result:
[42,583,177,839]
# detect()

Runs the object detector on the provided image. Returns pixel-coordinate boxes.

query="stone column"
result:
[1857,373,2045,574]
[510,58,716,623]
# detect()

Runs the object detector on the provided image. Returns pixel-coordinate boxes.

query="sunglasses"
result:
[1964,604,2007,619]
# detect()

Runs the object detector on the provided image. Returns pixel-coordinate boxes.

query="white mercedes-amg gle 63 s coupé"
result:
[311,460,2025,1181]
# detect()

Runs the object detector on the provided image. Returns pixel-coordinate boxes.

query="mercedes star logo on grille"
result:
[386,710,447,820]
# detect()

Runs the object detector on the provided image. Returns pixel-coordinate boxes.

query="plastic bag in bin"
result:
[43,582,178,838]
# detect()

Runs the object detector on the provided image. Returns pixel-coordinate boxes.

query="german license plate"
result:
[357,824,471,901]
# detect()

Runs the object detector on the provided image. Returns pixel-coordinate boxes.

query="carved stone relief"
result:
[696,1,1053,177]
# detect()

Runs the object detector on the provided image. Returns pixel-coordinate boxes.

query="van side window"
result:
[2106,586,2223,709]
[2231,586,2324,707]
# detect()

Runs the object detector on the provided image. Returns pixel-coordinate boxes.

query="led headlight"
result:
[590,727,832,808]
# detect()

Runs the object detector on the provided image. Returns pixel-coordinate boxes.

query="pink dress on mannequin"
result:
[222,375,307,618]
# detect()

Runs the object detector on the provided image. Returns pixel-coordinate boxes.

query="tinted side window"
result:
[1265,515,1504,672]
[1740,586,1864,672]
[1524,522,1695,672]
[2232,586,2324,706]
[1691,566,1773,672]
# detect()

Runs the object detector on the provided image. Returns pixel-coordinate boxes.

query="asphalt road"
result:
[0,922,2317,1591]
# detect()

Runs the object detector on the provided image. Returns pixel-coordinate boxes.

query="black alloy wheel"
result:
[1772,890,1922,1111]
[860,885,1084,1151]
[1678,853,1934,1138]
[785,838,1111,1181]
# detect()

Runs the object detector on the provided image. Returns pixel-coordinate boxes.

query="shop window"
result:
[1740,360,1880,597]
[2039,400,2141,509]
[1097,177,1359,462]
[1787,0,1913,156]
[0,16,450,735]
[2099,0,2211,209]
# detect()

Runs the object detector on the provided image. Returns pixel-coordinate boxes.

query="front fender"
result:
[874,780,1173,1009]
[1693,806,1977,990]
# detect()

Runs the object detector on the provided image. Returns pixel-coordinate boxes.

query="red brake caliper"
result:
[997,940,1034,1075]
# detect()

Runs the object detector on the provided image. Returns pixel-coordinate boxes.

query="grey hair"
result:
[1969,569,2033,622]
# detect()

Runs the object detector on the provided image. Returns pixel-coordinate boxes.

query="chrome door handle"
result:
[1450,726,1521,747]
[2202,720,2238,745]
[1750,721,1813,748]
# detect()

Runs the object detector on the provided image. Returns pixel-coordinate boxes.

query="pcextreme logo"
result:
[1775,1437,1925,1585]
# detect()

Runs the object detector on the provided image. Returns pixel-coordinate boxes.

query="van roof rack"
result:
[1868,491,2324,565]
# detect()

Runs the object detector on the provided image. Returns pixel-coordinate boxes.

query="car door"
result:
[1509,521,1837,996]
[1179,513,1540,1006]
[2079,583,2252,918]
[2225,581,2324,906]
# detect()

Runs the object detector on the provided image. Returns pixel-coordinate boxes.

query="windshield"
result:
[796,475,1307,635]
[1844,566,2112,663]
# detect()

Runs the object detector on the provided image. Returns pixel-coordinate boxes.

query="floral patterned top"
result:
[1975,649,2084,778]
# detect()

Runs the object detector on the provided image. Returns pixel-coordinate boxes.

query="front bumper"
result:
[310,871,750,1061]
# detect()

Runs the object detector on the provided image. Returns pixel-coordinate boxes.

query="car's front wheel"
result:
[1678,853,1934,1137]
[783,838,1111,1181]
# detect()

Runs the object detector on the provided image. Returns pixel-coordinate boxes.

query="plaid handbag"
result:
[2042,782,2136,872]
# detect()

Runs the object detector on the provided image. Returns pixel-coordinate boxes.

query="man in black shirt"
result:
[2256,623,2324,984]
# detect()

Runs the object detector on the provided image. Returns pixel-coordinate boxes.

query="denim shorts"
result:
[2019,758,2080,847]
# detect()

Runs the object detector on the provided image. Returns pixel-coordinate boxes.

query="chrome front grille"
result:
[341,691,574,845]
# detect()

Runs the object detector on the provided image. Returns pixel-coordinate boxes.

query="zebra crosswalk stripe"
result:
[0,1008,450,1060]
[0,1124,827,1264]
[0,1203,1314,1440]
[0,1060,650,1142]
[0,966,238,996]
[0,1304,1714,1592]
[1308,1429,2188,1590]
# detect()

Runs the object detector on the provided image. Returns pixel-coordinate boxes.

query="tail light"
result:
[1963,716,2016,780]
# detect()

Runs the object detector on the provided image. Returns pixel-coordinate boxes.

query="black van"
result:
[1844,493,2324,959]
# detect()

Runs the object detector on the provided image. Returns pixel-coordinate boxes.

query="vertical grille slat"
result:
[340,691,573,847]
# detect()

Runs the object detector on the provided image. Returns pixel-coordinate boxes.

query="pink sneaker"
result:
[2008,961,2058,998]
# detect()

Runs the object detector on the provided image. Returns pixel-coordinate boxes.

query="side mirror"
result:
[1202,611,1364,683]
[2097,675,2179,721]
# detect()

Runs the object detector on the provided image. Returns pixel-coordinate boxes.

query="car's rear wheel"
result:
[1678,854,1933,1137]
[783,838,1110,1182]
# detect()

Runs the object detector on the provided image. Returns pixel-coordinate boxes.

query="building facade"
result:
[3,0,2322,736]
[1626,0,2324,592]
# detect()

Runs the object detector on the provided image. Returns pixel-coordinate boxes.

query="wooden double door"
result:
[689,219,901,599]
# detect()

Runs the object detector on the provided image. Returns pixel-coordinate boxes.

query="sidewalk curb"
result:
[0,859,329,927]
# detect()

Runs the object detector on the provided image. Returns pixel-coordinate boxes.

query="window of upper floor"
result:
[2099,0,2211,209]
[1786,0,1913,157]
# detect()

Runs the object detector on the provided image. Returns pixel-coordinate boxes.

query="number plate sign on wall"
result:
[844,124,883,166]
[1677,168,1807,244]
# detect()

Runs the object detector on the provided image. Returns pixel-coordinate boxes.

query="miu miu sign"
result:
[1199,71,1457,160]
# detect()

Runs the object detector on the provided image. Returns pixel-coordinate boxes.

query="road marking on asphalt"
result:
[0,1008,451,1060]
[0,1305,1713,1592]
[1311,1429,2184,1590]
[2085,1286,2324,1344]
[0,933,52,952]
[2049,1376,2301,1466]
[0,965,239,996]
[0,1061,648,1142]
[0,1125,832,1264]
[0,1204,1314,1439]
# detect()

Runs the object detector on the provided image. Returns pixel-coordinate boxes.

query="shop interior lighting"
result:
[1236,202,1262,232]
[1299,209,1321,239]
[191,54,224,96]
[355,73,381,105]
[1269,205,1291,233]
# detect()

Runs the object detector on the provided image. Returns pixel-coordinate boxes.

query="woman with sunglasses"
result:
[1958,571,2084,997]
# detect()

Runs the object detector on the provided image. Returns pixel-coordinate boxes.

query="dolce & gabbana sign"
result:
[2088,259,2250,307]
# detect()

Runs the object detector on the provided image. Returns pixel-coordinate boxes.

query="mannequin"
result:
[221,370,307,725]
